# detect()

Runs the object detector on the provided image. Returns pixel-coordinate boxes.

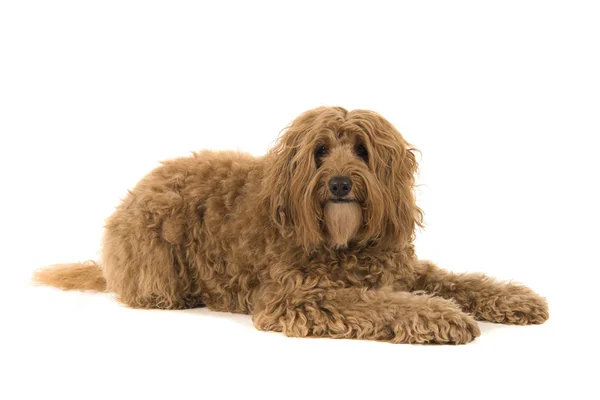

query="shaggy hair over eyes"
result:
[34,106,548,344]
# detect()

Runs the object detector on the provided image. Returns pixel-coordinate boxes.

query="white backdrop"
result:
[1,1,598,399]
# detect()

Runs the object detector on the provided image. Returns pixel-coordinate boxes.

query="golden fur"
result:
[34,106,549,344]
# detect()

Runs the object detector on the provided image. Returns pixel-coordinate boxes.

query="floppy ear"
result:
[351,111,423,246]
[262,133,297,230]
[260,109,324,246]
[384,140,423,244]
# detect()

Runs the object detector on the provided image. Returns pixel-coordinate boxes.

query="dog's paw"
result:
[475,283,549,325]
[391,297,480,345]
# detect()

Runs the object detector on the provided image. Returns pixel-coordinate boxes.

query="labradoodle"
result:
[34,106,549,344]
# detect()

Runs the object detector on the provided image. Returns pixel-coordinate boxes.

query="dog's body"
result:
[35,107,548,344]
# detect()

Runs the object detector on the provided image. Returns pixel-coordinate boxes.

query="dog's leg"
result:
[102,227,203,310]
[412,260,549,325]
[252,284,480,344]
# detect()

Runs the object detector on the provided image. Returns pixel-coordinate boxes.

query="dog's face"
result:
[263,107,422,251]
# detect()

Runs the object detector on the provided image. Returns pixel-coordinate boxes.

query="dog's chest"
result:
[304,253,405,289]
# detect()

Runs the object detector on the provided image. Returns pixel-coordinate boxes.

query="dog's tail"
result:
[33,261,107,292]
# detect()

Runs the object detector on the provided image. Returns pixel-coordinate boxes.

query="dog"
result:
[34,106,549,344]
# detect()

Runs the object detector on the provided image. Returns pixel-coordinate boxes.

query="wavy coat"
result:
[34,106,548,344]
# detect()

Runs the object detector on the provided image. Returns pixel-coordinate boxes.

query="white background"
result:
[1,1,599,399]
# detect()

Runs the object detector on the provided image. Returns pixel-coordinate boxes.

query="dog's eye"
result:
[356,144,368,162]
[314,145,329,158]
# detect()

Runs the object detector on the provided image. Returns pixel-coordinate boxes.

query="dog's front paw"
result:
[391,297,480,344]
[475,283,549,325]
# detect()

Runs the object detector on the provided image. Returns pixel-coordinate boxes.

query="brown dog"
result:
[34,106,548,344]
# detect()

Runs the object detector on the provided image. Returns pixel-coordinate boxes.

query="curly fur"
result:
[33,106,548,344]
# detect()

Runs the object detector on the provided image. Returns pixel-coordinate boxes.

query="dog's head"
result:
[262,106,422,251]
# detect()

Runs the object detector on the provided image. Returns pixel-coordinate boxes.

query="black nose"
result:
[329,176,352,198]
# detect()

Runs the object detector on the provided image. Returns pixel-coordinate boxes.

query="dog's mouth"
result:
[323,198,358,206]
[329,198,357,204]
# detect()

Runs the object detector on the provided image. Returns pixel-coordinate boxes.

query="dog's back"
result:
[36,150,269,312]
